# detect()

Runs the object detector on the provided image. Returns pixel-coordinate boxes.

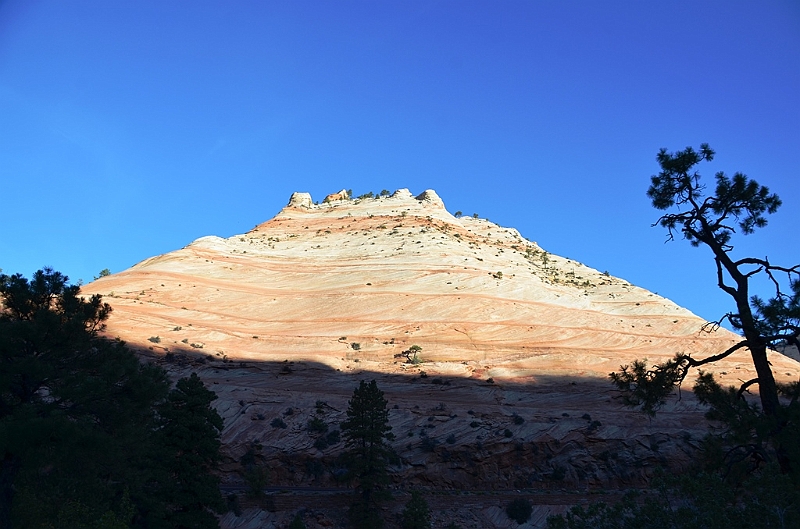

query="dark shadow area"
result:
[132,342,711,496]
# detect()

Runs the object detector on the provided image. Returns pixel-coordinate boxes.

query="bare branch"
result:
[684,340,750,368]
[701,313,737,333]
[736,378,759,401]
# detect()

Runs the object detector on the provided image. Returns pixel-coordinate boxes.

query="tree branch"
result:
[737,378,759,401]
[684,340,750,368]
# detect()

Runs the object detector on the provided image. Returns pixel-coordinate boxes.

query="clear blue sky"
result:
[1,1,798,325]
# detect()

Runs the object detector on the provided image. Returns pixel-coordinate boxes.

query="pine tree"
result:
[149,373,225,528]
[401,491,431,529]
[0,269,226,528]
[341,380,394,528]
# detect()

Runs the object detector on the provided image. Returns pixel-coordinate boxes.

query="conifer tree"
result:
[401,491,431,529]
[0,269,226,528]
[341,380,394,528]
[610,145,800,477]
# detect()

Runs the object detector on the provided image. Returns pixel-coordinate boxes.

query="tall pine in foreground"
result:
[0,268,225,528]
[341,380,394,529]
[145,373,225,528]
[610,144,799,479]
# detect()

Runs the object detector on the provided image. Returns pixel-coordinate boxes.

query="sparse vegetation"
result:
[390,344,421,365]
[93,268,111,280]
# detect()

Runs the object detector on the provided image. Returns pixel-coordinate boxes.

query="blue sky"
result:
[1,1,798,325]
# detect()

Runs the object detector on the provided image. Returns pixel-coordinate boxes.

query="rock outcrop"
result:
[82,188,800,527]
[322,189,349,203]
[287,192,312,208]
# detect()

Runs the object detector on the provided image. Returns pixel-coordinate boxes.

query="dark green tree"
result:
[610,144,800,476]
[0,268,225,528]
[341,380,394,528]
[506,498,532,525]
[146,373,225,528]
[547,466,799,529]
[401,491,431,529]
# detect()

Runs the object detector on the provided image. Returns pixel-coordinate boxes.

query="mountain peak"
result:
[81,188,799,504]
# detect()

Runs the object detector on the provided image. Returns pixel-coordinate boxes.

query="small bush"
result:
[351,342,361,350]
[289,513,306,529]
[227,493,242,516]
[512,413,525,425]
[308,416,328,434]
[506,498,532,524]
[148,336,161,343]
[420,436,439,452]
[326,429,341,445]
[270,418,287,429]
[504,429,513,438]
[402,491,431,529]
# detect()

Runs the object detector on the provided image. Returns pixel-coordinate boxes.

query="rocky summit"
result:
[82,189,799,528]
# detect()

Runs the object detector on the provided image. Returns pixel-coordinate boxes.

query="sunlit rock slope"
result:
[82,189,799,527]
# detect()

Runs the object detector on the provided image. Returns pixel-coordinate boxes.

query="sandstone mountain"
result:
[82,189,799,528]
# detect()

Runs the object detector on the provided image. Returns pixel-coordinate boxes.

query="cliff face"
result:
[82,189,798,521]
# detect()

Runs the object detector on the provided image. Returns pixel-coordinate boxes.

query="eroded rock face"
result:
[83,188,800,525]
[287,192,312,208]
[323,189,349,203]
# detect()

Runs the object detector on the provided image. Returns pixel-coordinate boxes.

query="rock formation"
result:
[81,189,800,527]
[323,189,349,203]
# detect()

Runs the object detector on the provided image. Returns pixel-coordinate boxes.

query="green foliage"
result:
[454,210,463,218]
[401,491,431,529]
[93,268,111,280]
[289,512,307,529]
[611,144,799,475]
[547,466,800,529]
[148,373,225,528]
[647,143,781,246]
[609,356,690,417]
[348,498,384,529]
[351,342,361,350]
[0,268,224,528]
[308,416,329,434]
[396,344,422,364]
[506,498,532,524]
[341,380,394,507]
